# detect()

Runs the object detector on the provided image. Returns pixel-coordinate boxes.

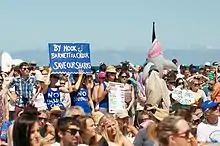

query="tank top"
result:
[124,84,132,104]
[44,87,63,110]
[99,82,108,109]
[70,85,91,114]
[0,92,5,126]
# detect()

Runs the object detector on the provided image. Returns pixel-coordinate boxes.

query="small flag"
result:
[148,22,163,58]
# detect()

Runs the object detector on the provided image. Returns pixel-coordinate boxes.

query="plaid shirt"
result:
[10,76,37,107]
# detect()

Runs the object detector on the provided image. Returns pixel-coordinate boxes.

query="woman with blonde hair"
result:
[99,114,133,146]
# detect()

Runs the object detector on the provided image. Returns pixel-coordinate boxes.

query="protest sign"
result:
[48,43,91,74]
[172,88,195,105]
[108,82,126,113]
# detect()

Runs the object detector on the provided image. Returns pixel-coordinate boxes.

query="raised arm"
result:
[42,68,52,94]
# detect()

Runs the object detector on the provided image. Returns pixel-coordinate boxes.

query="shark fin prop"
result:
[147,22,177,77]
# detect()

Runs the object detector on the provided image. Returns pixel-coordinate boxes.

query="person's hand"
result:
[106,86,111,92]
[86,82,92,89]
[78,70,84,77]
[48,67,52,72]
[127,125,138,135]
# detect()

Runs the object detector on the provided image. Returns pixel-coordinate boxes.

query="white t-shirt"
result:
[51,142,60,146]
[197,117,220,143]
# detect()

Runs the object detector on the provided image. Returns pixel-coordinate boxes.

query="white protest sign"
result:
[172,88,195,105]
[108,82,125,113]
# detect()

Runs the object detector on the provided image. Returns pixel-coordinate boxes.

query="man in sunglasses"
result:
[197,100,220,145]
[9,62,38,118]
[54,117,81,146]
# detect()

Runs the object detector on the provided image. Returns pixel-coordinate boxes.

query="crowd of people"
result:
[0,59,219,146]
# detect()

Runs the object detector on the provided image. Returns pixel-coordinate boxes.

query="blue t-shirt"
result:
[0,120,14,141]
[70,85,91,113]
[44,87,64,110]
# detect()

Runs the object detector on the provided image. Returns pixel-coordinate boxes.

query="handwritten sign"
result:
[48,43,91,74]
[172,88,195,105]
[108,82,126,113]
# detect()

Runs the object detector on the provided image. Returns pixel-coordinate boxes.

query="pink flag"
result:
[148,39,163,58]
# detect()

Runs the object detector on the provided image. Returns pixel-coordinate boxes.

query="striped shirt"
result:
[10,76,37,107]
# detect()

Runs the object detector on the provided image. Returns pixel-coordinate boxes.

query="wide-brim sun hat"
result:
[106,66,116,73]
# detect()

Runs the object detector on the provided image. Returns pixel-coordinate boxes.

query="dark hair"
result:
[19,62,29,69]
[13,114,38,146]
[174,108,192,122]
[99,63,107,72]
[55,117,80,142]
[172,59,178,65]
[175,78,184,88]
[118,70,130,78]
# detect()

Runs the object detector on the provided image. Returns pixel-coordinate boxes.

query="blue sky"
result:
[0,0,220,53]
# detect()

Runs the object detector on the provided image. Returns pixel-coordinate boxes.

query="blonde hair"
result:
[99,114,123,146]
[64,106,85,117]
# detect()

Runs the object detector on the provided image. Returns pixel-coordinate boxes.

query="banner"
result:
[108,82,125,113]
[48,43,91,74]
[172,88,195,105]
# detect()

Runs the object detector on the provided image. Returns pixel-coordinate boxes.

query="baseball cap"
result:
[202,100,219,112]
[115,110,129,119]
[98,71,106,79]
[213,61,219,66]
[204,62,211,66]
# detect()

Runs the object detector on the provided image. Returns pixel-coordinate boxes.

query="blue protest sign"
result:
[48,43,91,74]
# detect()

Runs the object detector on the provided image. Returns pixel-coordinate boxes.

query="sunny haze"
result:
[0,0,220,65]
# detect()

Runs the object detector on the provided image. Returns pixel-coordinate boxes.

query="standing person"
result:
[92,71,106,111]
[42,69,72,110]
[9,62,38,117]
[98,66,117,114]
[70,71,94,114]
[118,71,135,117]
[0,74,9,127]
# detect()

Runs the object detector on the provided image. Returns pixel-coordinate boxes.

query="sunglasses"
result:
[38,117,47,122]
[178,82,184,85]
[22,68,29,71]
[194,83,200,86]
[121,76,128,79]
[174,129,191,139]
[51,113,61,117]
[52,75,59,79]
[66,129,80,135]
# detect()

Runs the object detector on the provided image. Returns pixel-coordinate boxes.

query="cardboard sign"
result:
[172,88,195,105]
[108,82,126,113]
[49,43,91,74]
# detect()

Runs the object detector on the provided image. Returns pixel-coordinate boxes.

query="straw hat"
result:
[36,74,45,83]
[39,66,44,71]
[152,107,169,121]
[106,66,116,73]
[50,106,62,114]
[42,69,48,75]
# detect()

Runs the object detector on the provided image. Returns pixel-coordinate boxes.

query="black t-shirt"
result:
[98,137,109,146]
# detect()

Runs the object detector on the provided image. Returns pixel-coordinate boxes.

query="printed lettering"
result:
[53,44,61,52]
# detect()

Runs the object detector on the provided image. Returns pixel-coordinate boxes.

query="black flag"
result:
[152,22,156,43]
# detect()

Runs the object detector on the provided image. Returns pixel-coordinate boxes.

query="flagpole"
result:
[152,22,156,43]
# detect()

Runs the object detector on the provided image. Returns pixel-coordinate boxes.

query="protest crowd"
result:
[0,25,220,146]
